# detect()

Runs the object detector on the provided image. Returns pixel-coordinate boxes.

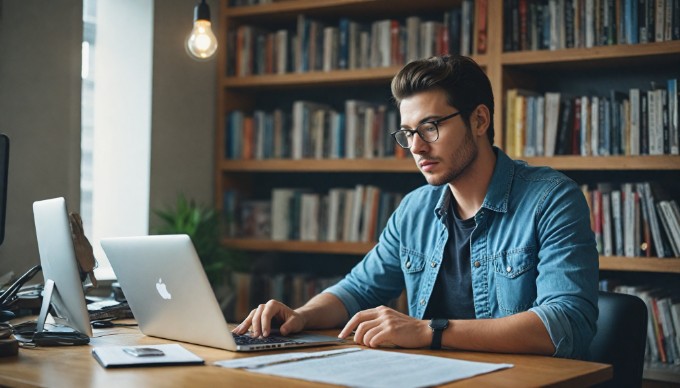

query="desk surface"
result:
[0,325,611,388]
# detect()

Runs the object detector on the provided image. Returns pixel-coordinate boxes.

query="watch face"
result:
[429,318,449,330]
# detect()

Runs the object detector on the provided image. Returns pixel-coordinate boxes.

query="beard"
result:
[419,126,478,187]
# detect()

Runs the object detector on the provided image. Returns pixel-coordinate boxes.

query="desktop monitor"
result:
[33,197,92,336]
[0,134,8,246]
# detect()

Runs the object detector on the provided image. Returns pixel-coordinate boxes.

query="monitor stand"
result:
[35,279,55,333]
[32,279,89,345]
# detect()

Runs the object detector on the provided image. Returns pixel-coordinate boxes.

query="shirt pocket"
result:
[400,247,426,274]
[493,247,538,314]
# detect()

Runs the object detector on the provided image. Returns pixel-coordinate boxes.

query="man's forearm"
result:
[295,292,349,329]
[441,311,555,355]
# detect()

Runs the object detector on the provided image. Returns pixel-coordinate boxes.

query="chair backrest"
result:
[588,291,648,388]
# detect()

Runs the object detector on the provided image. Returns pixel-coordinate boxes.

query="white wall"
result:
[0,0,83,278]
[0,0,217,279]
[148,0,217,221]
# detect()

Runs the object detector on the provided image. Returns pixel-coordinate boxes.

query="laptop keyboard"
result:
[233,333,296,346]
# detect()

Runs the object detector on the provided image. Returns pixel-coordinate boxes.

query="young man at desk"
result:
[233,55,599,360]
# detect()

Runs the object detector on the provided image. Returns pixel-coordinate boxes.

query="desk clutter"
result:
[0,324,18,357]
[216,347,513,388]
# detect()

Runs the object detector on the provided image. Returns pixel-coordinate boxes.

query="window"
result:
[81,0,154,280]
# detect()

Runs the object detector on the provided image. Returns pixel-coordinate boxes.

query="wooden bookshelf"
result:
[218,155,680,172]
[220,158,417,172]
[502,40,680,68]
[524,155,680,170]
[222,238,680,274]
[222,67,404,89]
[223,0,469,21]
[222,238,374,255]
[599,256,680,274]
[217,1,680,382]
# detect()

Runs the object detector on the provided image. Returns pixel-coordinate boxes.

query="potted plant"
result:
[152,195,246,286]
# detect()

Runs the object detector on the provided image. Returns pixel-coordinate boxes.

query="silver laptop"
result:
[100,234,344,351]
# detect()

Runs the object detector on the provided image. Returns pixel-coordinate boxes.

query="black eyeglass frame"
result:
[390,111,462,149]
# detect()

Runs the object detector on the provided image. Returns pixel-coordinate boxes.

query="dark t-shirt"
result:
[424,198,476,320]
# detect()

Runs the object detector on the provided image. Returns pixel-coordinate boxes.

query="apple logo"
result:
[156,278,172,300]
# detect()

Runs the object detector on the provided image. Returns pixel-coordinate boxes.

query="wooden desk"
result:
[0,326,611,387]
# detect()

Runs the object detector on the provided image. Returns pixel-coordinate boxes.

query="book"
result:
[349,184,366,242]
[361,186,381,242]
[580,95,591,156]
[300,193,320,241]
[461,0,474,55]
[591,95,600,155]
[322,26,339,72]
[448,8,462,55]
[609,90,627,156]
[345,100,375,159]
[476,0,489,54]
[641,92,649,155]
[326,188,344,242]
[657,200,680,257]
[622,183,637,257]
[292,101,331,159]
[599,97,610,155]
[405,16,421,62]
[271,188,295,240]
[240,200,271,239]
[342,189,356,242]
[505,89,518,157]
[648,87,664,155]
[536,95,546,156]
[544,92,562,156]
[629,88,641,155]
[669,78,679,154]
[638,182,668,257]
[525,95,537,157]
[611,189,624,256]
[599,183,613,256]
[592,187,603,253]
[555,97,574,155]
[671,301,680,363]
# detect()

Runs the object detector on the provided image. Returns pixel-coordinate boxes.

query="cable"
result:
[91,319,138,329]
[0,265,42,308]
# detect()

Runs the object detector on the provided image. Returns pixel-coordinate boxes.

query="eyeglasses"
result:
[390,111,461,149]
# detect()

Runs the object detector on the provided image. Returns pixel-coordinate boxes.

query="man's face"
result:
[399,89,478,187]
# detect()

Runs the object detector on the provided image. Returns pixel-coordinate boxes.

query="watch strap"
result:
[429,318,448,350]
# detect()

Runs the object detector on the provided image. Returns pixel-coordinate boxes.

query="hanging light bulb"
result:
[186,0,218,61]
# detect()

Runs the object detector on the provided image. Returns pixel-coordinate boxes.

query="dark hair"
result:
[391,55,495,145]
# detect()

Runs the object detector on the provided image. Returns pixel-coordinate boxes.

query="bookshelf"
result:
[216,0,680,382]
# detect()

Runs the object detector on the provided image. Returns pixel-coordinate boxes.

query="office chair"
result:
[588,291,648,388]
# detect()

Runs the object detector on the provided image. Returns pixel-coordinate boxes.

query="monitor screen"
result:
[0,134,8,246]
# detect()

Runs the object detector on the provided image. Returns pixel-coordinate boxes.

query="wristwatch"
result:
[429,318,449,350]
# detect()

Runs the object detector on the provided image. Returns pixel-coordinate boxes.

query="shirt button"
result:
[473,261,480,268]
[405,260,411,269]
[431,261,437,268]
[506,266,512,273]
[420,299,426,306]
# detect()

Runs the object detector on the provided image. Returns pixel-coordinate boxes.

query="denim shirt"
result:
[325,148,599,359]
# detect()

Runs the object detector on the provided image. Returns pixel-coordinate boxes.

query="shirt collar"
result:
[481,147,513,214]
[433,146,514,219]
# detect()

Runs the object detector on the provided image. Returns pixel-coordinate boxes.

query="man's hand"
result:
[338,306,432,348]
[232,299,306,337]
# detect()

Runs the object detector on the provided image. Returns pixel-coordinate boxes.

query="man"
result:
[233,55,598,360]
